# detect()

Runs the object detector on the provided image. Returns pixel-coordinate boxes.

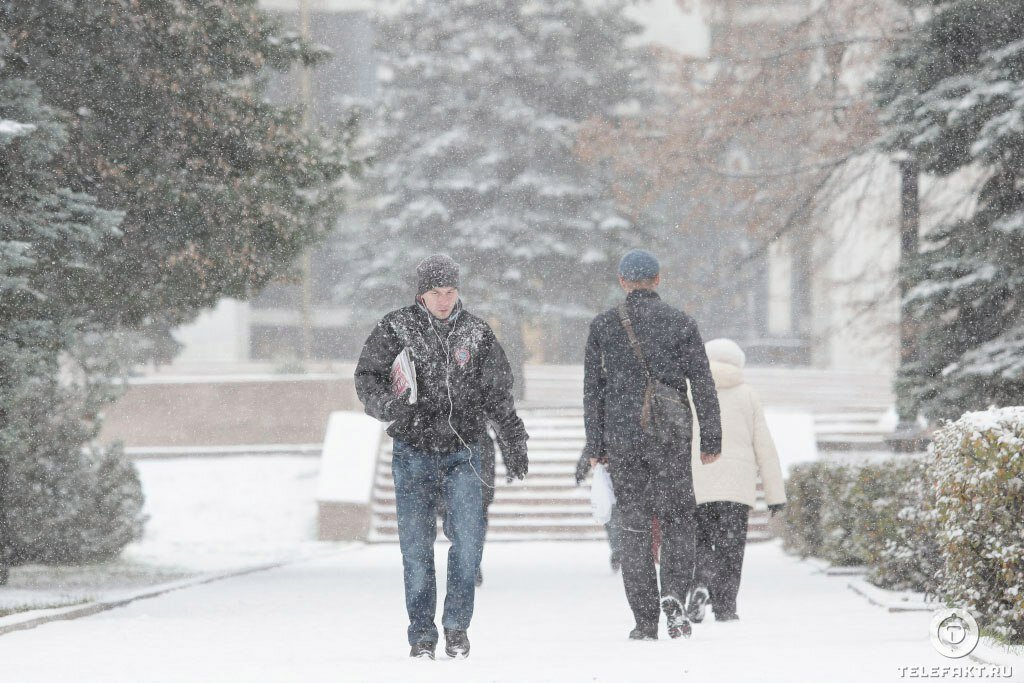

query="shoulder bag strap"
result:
[617,305,651,378]
[617,305,655,429]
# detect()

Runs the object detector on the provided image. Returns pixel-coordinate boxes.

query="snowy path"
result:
[0,541,954,682]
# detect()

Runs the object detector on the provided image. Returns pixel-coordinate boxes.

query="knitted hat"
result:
[416,254,460,294]
[618,249,660,281]
[704,338,746,369]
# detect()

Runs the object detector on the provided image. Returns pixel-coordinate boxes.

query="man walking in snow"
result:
[355,254,529,660]
[582,250,722,640]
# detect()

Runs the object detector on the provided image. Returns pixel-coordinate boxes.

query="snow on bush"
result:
[817,463,900,567]
[782,461,835,558]
[929,407,1024,643]
[783,408,1024,645]
[784,458,940,591]
[869,457,942,595]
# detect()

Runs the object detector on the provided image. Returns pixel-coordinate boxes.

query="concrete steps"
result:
[367,365,898,543]
[814,410,894,452]
[368,406,773,544]
[523,365,894,414]
[524,365,896,453]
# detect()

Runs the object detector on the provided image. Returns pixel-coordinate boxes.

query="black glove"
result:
[574,453,591,486]
[382,389,415,422]
[769,503,786,517]
[503,441,528,482]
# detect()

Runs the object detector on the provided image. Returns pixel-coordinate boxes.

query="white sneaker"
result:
[661,596,692,639]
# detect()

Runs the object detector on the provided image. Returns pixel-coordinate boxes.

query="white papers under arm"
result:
[390,348,417,404]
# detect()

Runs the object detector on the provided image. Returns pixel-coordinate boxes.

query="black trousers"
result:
[608,437,696,628]
[605,505,622,560]
[694,501,750,615]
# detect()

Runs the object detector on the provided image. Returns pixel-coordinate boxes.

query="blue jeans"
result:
[391,439,485,646]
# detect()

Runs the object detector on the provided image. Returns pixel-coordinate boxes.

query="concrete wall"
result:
[99,375,360,448]
[171,299,251,366]
[810,154,984,374]
[316,411,383,541]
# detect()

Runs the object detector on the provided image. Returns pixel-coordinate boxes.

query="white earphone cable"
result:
[428,310,495,490]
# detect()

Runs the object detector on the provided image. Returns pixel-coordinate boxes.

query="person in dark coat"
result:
[355,254,529,660]
[582,249,722,641]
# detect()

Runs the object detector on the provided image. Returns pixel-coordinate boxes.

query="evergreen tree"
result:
[3,0,356,336]
[0,35,142,567]
[343,0,653,375]
[0,0,359,567]
[875,0,1024,419]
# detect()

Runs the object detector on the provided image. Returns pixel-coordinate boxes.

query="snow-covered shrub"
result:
[815,464,865,566]
[0,350,145,568]
[930,407,1024,644]
[783,462,841,558]
[6,445,144,565]
[784,458,936,579]
[817,460,920,568]
[868,457,943,594]
[849,460,921,569]
[1,366,145,564]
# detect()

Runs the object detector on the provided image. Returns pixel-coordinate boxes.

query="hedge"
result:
[930,407,1024,643]
[782,406,1024,644]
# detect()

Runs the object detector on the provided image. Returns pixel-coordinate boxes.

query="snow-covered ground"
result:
[2,455,1018,681]
[124,456,323,572]
[0,539,977,683]
[0,456,323,617]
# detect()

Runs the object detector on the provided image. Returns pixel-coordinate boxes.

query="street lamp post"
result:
[886,153,929,453]
[298,0,314,363]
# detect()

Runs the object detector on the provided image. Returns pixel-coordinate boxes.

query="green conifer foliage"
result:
[4,0,355,332]
[0,1,357,565]
[0,34,141,564]
[875,0,1024,419]
[340,0,654,366]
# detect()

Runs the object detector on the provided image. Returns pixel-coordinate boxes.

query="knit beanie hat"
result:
[618,249,660,281]
[416,254,460,294]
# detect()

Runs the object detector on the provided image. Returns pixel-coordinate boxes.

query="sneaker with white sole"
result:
[660,595,693,639]
[685,586,710,624]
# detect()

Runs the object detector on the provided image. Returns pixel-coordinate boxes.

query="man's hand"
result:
[574,454,591,486]
[382,389,415,422]
[700,452,721,465]
[503,441,528,482]
[769,503,786,517]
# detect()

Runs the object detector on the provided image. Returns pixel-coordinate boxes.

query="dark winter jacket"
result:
[583,289,722,460]
[355,300,528,455]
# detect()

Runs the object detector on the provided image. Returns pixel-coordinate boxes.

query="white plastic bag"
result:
[590,463,616,525]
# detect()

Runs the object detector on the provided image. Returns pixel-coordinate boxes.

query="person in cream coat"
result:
[686,338,786,622]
